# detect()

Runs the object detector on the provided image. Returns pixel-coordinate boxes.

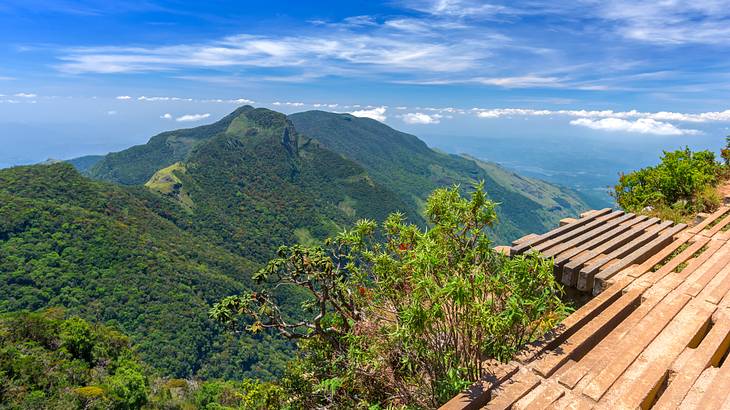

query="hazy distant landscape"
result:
[422,132,729,207]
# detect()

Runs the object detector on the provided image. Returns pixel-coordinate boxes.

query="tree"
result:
[211,184,567,408]
[104,359,148,409]
[60,317,96,363]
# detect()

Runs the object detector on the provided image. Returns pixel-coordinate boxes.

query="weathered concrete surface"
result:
[440,207,730,410]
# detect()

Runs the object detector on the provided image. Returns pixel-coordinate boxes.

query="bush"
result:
[613,147,721,220]
[211,184,568,408]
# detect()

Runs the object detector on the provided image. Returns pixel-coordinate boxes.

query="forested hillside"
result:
[83,106,589,245]
[0,163,292,379]
[289,110,590,241]
[2,106,592,407]
[87,107,252,185]
[0,309,149,409]
[163,107,417,262]
[1,108,418,380]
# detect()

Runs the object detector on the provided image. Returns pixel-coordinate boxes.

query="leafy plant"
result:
[613,147,721,220]
[211,184,567,408]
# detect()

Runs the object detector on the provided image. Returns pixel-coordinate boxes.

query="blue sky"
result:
[1,0,730,167]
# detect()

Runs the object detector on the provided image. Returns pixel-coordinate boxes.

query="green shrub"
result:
[186,379,284,410]
[211,184,568,408]
[721,136,730,166]
[613,147,721,220]
[60,317,96,363]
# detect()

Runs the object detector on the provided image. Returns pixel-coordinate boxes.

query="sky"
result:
[1,0,730,168]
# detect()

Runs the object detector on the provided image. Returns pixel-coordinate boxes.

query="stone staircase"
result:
[442,205,730,409]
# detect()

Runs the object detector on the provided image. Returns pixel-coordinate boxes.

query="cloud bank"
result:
[401,112,441,124]
[175,113,210,122]
[569,118,701,135]
[349,106,387,122]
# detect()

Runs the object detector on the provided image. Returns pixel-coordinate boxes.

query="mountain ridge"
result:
[78,106,590,244]
[289,110,590,241]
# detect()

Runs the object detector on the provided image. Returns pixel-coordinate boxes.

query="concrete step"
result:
[652,311,730,409]
[510,208,612,256]
[576,220,674,291]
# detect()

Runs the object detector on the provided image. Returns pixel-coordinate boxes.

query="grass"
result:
[145,162,194,209]
[675,244,709,273]
[650,241,692,272]
[226,114,251,135]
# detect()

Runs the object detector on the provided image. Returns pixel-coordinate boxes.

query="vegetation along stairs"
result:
[442,204,730,409]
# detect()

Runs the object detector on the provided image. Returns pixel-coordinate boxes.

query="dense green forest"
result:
[0,109,431,382]
[0,186,568,409]
[1,309,149,409]
[0,309,285,409]
[0,163,293,379]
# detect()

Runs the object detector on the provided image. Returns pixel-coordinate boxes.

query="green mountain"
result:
[85,106,589,245]
[87,108,247,185]
[66,154,104,173]
[289,110,590,241]
[99,107,416,262]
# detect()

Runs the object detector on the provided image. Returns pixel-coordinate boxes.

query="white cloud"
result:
[106,110,117,115]
[199,98,255,104]
[569,117,700,135]
[312,103,339,108]
[471,107,730,123]
[161,113,172,119]
[474,108,552,118]
[350,106,387,122]
[401,0,515,18]
[116,95,254,104]
[175,113,210,122]
[56,18,496,78]
[138,96,193,102]
[395,74,577,89]
[14,92,37,98]
[597,1,730,45]
[401,112,441,124]
[476,76,563,88]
